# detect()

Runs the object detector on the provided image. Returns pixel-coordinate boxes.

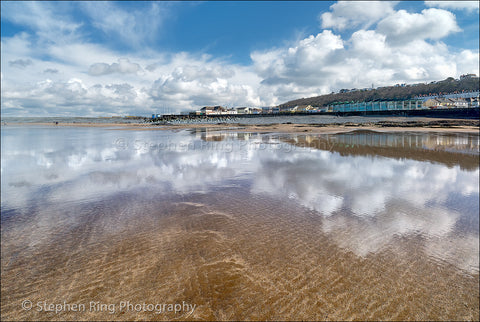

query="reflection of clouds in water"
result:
[250,145,479,273]
[318,205,480,274]
[350,188,386,216]
[425,235,479,274]
[1,128,479,273]
[253,150,478,218]
[2,130,261,210]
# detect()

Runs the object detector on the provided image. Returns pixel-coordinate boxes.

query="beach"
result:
[4,117,479,134]
[1,119,479,321]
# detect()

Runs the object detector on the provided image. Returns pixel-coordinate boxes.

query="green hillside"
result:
[278,76,480,108]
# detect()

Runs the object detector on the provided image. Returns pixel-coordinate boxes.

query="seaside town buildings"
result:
[188,84,479,116]
[151,76,478,118]
[423,98,469,109]
[182,95,478,117]
[198,106,238,115]
[151,91,478,119]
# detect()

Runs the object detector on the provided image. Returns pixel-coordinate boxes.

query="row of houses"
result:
[194,105,332,115]
[196,106,236,115]
[325,100,424,113]
[195,106,264,115]
[414,90,479,101]
[423,97,479,109]
[326,97,479,113]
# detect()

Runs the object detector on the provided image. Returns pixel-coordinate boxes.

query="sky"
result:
[1,1,479,117]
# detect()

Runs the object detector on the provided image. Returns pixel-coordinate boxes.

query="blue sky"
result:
[1,1,479,116]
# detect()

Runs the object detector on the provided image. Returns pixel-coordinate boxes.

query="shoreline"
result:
[2,118,479,134]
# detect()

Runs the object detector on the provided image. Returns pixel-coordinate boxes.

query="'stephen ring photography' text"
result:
[21,300,196,315]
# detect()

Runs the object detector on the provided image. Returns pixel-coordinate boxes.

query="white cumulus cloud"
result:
[252,30,344,87]
[88,58,142,76]
[149,59,262,108]
[320,1,398,30]
[425,1,480,12]
[249,5,475,102]
[377,8,461,45]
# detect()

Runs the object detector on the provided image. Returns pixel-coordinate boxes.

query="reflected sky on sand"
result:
[2,126,479,272]
[1,126,479,320]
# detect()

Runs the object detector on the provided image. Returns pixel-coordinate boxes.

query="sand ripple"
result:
[1,189,479,321]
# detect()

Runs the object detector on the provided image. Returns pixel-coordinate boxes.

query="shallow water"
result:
[1,126,479,320]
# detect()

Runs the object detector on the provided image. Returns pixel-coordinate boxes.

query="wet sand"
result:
[1,124,479,321]
[189,129,480,170]
[1,188,479,321]
[4,118,479,134]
